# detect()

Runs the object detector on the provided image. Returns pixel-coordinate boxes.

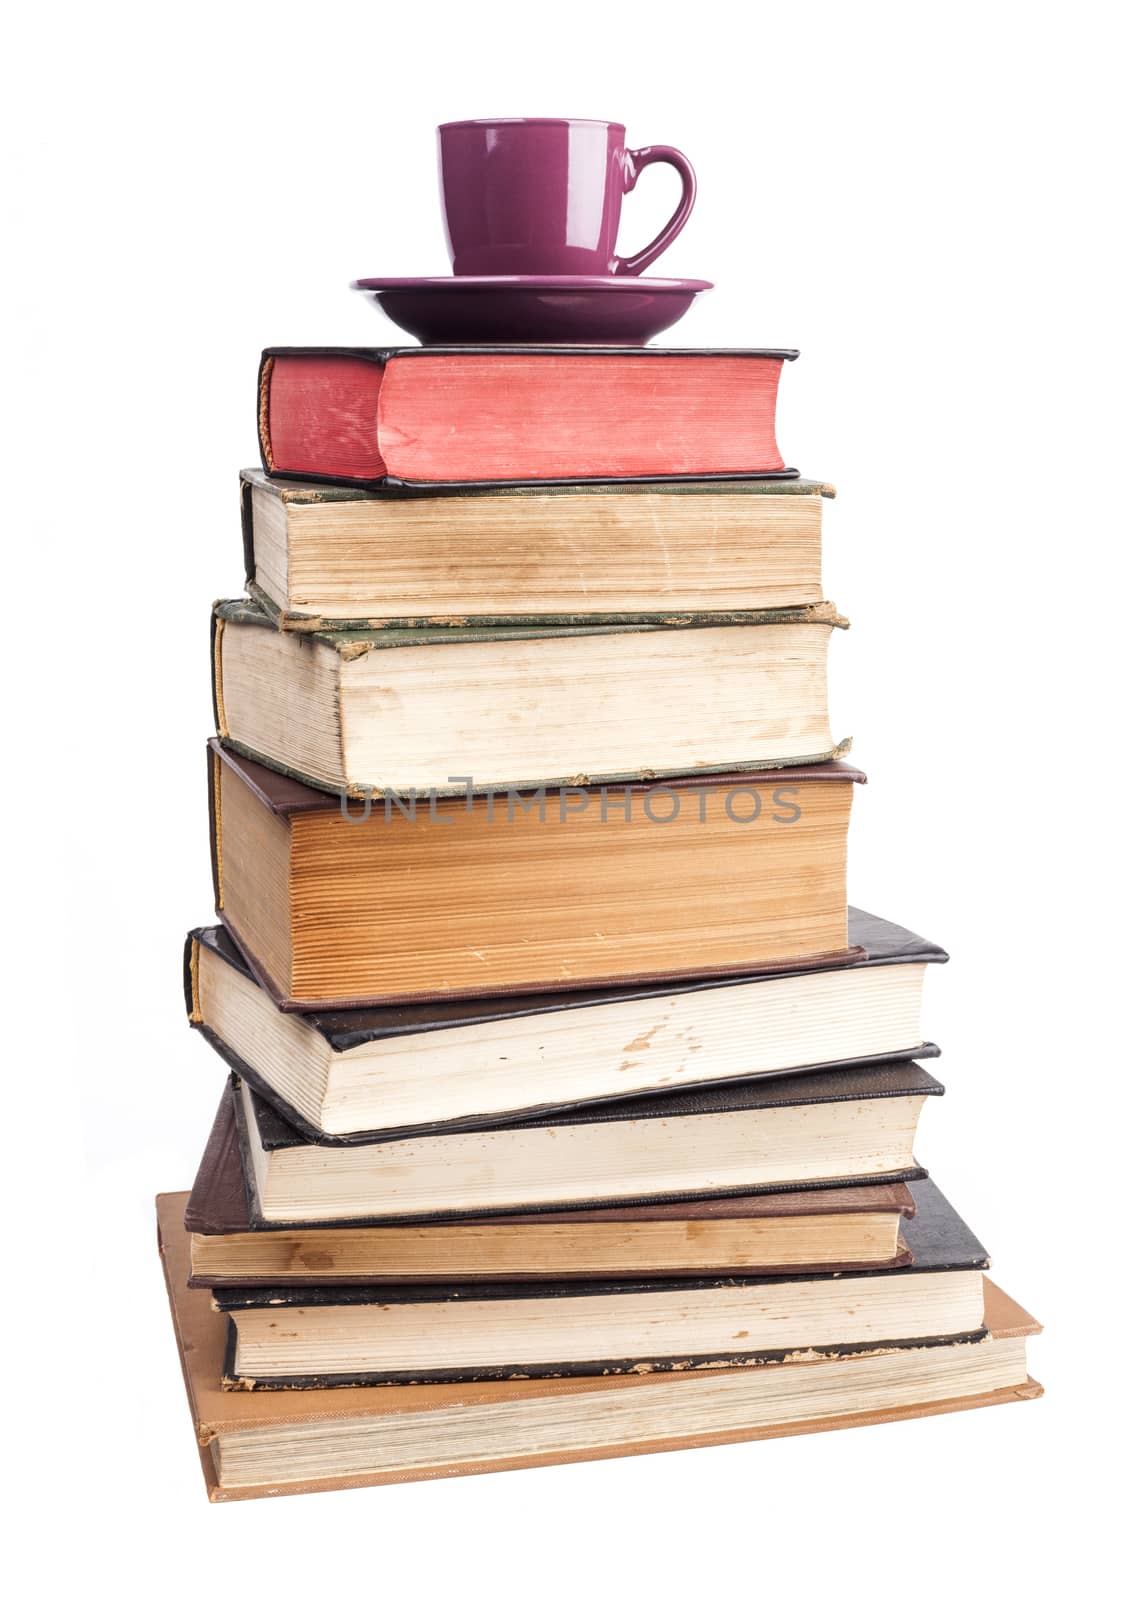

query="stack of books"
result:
[160,346,1041,1501]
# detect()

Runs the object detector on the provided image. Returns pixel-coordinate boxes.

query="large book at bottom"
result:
[157,1194,1042,1501]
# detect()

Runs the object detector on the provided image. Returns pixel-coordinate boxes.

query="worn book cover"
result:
[210,593,851,799]
[212,1176,987,1388]
[239,466,835,632]
[185,909,943,1139]
[208,740,868,1010]
[233,1053,943,1153]
[258,346,801,489]
[220,1062,940,1235]
[186,1086,919,1282]
[157,1194,1041,1502]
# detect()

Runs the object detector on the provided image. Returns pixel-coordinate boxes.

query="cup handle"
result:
[614,145,697,276]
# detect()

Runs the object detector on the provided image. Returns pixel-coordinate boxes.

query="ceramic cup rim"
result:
[438,117,625,133]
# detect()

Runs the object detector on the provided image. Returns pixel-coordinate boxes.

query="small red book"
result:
[258,346,798,488]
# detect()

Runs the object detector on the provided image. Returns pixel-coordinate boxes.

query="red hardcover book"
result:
[258,347,798,488]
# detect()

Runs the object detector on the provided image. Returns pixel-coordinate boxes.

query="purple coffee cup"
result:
[438,117,696,277]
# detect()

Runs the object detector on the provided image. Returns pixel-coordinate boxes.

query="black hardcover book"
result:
[185,907,946,1143]
[226,1057,941,1227]
[185,1085,921,1284]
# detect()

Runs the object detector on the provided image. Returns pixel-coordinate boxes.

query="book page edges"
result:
[157,1193,1041,1503]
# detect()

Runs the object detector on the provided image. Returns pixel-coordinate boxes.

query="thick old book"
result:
[228,1060,940,1224]
[258,347,797,488]
[211,596,848,797]
[213,1180,987,1388]
[240,467,833,628]
[208,742,866,1010]
[185,910,946,1139]
[186,1087,918,1284]
[158,1194,1043,1501]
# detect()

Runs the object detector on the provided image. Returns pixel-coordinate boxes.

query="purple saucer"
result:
[351,275,712,346]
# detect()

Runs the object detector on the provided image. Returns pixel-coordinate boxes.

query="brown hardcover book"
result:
[207,741,867,1010]
[186,1086,917,1284]
[240,468,833,629]
[157,1193,1042,1501]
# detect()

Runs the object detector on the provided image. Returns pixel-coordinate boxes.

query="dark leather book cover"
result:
[226,1057,937,1225]
[187,907,945,1052]
[220,1316,990,1392]
[242,463,830,506]
[259,346,802,491]
[213,1180,986,1387]
[186,903,942,1138]
[214,1178,981,1309]
[241,1055,943,1152]
[186,946,941,1146]
[185,1088,250,1235]
[209,735,867,819]
[208,732,864,812]
[186,1082,918,1241]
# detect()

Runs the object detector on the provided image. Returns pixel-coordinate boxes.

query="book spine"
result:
[210,608,228,740]
[256,351,275,474]
[258,350,393,489]
[184,932,203,1024]
[208,746,224,913]
[239,479,256,586]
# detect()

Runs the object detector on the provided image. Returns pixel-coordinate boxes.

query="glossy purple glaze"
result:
[351,275,711,346]
[437,118,696,277]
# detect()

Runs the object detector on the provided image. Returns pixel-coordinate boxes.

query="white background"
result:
[6,1,1130,1592]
